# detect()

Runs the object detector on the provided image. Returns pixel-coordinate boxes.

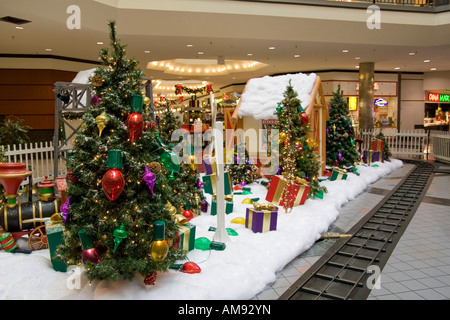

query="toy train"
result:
[0,168,63,251]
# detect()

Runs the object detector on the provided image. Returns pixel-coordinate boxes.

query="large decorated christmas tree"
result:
[59,21,186,283]
[326,85,359,168]
[273,82,327,199]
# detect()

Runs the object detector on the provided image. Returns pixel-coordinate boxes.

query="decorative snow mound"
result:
[0,160,404,300]
[238,73,317,120]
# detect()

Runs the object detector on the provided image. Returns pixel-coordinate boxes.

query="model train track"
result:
[279,160,434,300]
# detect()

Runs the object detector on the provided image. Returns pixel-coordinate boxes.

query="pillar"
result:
[358,62,375,130]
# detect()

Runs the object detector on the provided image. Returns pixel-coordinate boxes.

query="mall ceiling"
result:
[1,0,450,96]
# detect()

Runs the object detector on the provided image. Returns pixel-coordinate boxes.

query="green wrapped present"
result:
[178,222,196,252]
[45,216,67,272]
[330,167,348,181]
[211,195,234,216]
[202,171,233,195]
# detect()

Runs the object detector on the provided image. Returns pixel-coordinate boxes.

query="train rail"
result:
[279,160,435,300]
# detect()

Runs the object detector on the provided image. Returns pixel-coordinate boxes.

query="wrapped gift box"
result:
[203,155,216,175]
[265,175,310,208]
[202,171,233,195]
[45,217,67,272]
[211,195,234,216]
[362,150,384,164]
[371,138,384,151]
[178,222,196,252]
[330,167,348,181]
[245,203,278,233]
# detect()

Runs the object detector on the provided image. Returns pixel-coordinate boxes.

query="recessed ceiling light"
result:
[269,46,275,50]
[45,48,52,52]
[409,52,416,56]
[198,51,204,55]
[294,54,300,58]
[355,65,360,68]
[97,41,103,45]
[186,44,193,47]
[355,57,360,60]
[144,50,150,54]
[424,59,430,63]
[430,67,437,71]
[15,26,23,30]
[342,49,349,53]
[394,67,400,70]
[247,53,253,56]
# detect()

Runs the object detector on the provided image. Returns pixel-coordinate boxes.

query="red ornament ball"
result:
[300,112,309,125]
[102,168,125,201]
[126,112,144,142]
[180,261,201,274]
[183,209,193,221]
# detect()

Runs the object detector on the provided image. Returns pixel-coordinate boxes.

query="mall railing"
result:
[234,0,450,10]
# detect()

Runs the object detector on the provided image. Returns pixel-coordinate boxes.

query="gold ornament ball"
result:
[91,75,105,87]
[278,132,287,143]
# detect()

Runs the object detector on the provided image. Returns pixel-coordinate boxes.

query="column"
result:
[359,62,375,130]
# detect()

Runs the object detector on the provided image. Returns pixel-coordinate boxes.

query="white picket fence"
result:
[358,128,450,163]
[1,141,68,185]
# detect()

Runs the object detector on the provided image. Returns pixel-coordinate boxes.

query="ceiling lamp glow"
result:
[147,58,267,76]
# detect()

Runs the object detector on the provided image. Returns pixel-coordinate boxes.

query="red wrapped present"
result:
[265,175,310,208]
[370,138,384,151]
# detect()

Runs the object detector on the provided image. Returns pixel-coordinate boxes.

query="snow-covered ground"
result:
[0,159,403,300]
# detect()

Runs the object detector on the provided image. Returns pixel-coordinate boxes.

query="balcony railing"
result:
[233,0,450,10]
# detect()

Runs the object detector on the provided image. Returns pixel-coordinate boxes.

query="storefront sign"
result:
[348,96,357,111]
[374,98,388,107]
[428,92,450,102]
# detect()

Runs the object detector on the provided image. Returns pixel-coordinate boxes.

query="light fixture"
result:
[424,59,430,63]
[409,52,416,56]
[355,57,360,60]
[247,53,253,56]
[144,50,150,54]
[430,68,437,71]
[294,54,300,58]
[269,46,275,50]
[147,58,267,76]
[15,26,23,30]
[342,49,349,53]
[45,48,52,52]
[97,41,104,45]
[394,67,400,70]
[198,52,204,55]
[186,44,193,47]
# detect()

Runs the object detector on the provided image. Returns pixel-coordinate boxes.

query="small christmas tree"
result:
[227,142,260,186]
[273,82,326,199]
[158,103,182,146]
[60,21,186,283]
[326,85,359,168]
[375,130,392,160]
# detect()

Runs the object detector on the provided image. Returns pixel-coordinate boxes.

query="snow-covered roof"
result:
[237,72,317,120]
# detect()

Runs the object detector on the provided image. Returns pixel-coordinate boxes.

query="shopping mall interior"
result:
[0,0,450,302]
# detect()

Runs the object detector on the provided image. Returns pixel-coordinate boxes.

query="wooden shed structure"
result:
[230,73,329,175]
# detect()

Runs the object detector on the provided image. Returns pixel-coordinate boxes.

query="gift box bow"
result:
[252,202,277,211]
[212,194,233,201]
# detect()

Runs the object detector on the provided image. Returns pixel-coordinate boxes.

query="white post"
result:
[209,91,230,243]
[212,121,230,243]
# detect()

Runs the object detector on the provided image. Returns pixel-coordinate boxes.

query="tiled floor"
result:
[254,161,450,300]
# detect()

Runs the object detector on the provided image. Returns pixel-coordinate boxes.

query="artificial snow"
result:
[0,159,403,300]
[237,73,317,120]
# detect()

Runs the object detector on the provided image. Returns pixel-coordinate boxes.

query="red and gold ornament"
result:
[102,150,125,201]
[126,95,144,142]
